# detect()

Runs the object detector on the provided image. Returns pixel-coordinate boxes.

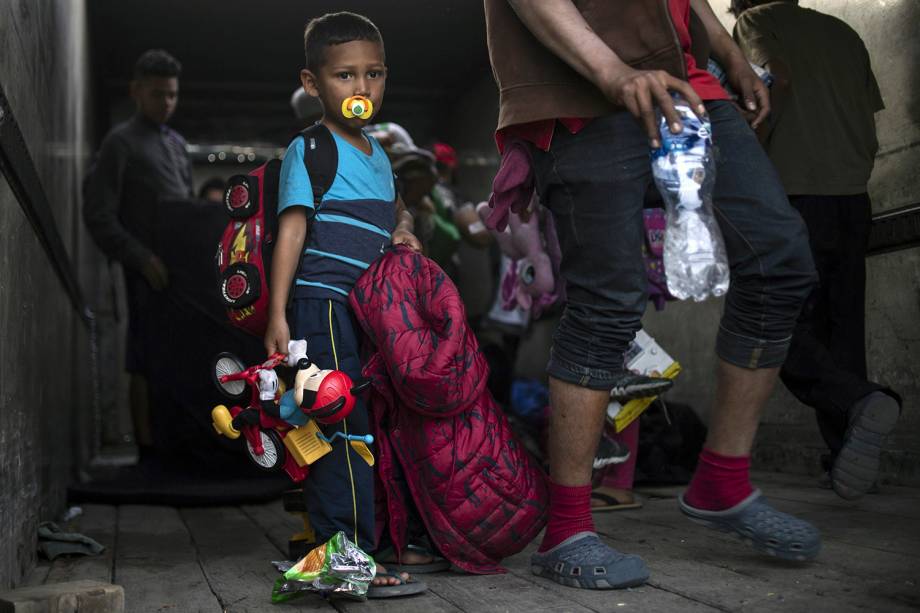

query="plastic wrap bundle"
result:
[651,95,730,301]
[271,532,376,602]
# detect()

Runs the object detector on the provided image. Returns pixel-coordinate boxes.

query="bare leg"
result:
[681,360,821,561]
[547,378,610,486]
[705,360,779,456]
[130,374,153,449]
[534,378,651,587]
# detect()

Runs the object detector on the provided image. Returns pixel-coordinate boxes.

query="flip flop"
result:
[375,544,452,573]
[366,571,428,599]
[590,487,643,512]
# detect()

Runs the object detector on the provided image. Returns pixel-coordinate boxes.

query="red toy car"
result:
[215,162,280,338]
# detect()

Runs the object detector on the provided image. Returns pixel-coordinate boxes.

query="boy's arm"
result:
[505,0,704,147]
[265,208,308,356]
[690,0,770,128]
[392,195,422,251]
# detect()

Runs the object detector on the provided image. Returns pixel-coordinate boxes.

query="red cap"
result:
[433,142,458,169]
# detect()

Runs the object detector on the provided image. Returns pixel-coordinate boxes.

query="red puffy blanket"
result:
[349,246,547,573]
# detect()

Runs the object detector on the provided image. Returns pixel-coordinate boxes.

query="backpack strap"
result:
[298,123,338,208]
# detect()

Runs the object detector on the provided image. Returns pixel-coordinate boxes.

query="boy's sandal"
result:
[375,544,451,574]
[678,489,821,562]
[366,572,428,599]
[531,532,650,590]
[590,487,643,512]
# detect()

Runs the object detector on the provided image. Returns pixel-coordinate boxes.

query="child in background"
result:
[263,11,423,596]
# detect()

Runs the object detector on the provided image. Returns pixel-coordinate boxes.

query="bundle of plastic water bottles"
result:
[651,95,730,302]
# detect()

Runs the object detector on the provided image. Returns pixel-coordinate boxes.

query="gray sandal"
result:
[679,490,821,561]
[833,392,900,500]
[531,532,649,589]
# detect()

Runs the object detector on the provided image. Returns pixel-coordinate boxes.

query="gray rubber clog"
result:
[833,392,900,501]
[531,532,650,589]
[679,490,821,562]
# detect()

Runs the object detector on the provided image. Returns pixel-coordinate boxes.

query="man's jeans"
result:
[531,101,816,390]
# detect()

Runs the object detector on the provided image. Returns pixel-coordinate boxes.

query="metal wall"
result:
[0,0,95,589]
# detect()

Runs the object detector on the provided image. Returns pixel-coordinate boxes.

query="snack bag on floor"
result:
[271,531,376,602]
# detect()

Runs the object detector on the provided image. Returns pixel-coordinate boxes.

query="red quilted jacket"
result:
[349,247,548,574]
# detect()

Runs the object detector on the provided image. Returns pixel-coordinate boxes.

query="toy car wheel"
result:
[224,175,258,219]
[219,263,260,309]
[213,352,247,400]
[246,429,285,472]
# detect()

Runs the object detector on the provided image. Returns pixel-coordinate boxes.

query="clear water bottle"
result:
[650,96,730,301]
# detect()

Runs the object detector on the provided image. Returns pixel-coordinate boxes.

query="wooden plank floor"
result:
[26,472,920,612]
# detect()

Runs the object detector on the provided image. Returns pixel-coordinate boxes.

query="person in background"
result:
[198,176,226,203]
[83,49,192,466]
[732,0,900,500]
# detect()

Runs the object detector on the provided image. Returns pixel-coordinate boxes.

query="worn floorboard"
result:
[426,569,598,613]
[595,498,920,612]
[335,574,463,613]
[239,501,303,558]
[115,505,220,613]
[22,563,51,587]
[748,472,920,520]
[44,503,115,585]
[181,506,334,612]
[502,542,722,612]
[25,473,920,612]
[632,495,920,560]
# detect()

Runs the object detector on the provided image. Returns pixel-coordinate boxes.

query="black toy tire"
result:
[224,175,257,219]
[219,263,260,309]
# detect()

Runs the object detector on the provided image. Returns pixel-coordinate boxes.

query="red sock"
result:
[683,448,754,511]
[538,481,595,552]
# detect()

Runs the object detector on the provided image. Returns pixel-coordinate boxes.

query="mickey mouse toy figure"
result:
[276,340,369,427]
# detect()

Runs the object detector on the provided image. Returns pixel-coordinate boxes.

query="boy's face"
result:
[131,76,179,125]
[301,40,387,130]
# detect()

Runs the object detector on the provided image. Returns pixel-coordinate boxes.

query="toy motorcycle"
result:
[210,344,371,481]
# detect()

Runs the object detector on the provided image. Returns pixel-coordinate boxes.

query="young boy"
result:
[263,11,421,587]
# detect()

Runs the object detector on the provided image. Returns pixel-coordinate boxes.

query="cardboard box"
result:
[606,329,681,432]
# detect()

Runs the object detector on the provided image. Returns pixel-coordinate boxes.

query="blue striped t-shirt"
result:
[278,129,396,301]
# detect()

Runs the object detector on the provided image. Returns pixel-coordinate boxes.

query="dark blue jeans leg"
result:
[531,113,652,390]
[292,298,376,553]
[708,101,817,368]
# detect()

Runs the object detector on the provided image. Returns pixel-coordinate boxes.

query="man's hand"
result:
[142,254,169,291]
[602,68,707,148]
[264,316,291,358]
[391,229,422,252]
[725,59,770,128]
